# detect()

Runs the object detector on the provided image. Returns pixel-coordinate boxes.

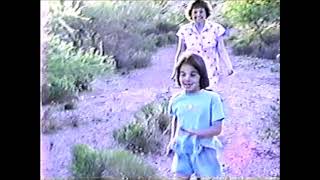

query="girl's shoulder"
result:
[169,91,185,103]
[202,89,221,99]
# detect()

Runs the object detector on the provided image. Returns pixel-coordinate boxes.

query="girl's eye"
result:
[181,73,186,77]
[199,10,203,14]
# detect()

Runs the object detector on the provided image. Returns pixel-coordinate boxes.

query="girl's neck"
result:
[185,89,202,95]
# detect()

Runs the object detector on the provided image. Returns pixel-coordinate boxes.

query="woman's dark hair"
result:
[185,0,212,21]
[174,52,209,89]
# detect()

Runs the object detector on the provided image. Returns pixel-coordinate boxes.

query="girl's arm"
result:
[166,116,178,155]
[182,120,223,138]
[170,38,186,79]
[217,38,234,75]
[169,116,178,143]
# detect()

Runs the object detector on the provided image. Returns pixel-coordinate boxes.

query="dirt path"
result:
[41,45,280,178]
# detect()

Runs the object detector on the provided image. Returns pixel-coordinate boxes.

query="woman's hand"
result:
[170,71,176,80]
[227,69,234,76]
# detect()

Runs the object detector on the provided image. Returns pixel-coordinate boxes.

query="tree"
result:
[223,0,280,46]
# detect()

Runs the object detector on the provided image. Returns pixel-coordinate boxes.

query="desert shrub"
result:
[46,35,116,103]
[113,122,148,153]
[113,99,170,154]
[72,144,105,179]
[41,104,81,134]
[71,144,156,179]
[41,112,60,134]
[47,1,181,71]
[255,99,280,159]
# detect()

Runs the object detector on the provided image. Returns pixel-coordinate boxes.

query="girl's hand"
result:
[180,127,198,136]
[165,139,176,156]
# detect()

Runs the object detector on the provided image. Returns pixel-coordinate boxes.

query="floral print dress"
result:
[176,20,233,87]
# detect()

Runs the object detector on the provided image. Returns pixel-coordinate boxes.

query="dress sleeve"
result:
[214,23,226,38]
[176,26,186,40]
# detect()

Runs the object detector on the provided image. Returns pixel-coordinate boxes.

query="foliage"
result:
[46,35,116,103]
[71,144,156,179]
[113,99,170,154]
[222,0,280,59]
[47,1,180,70]
[229,27,279,59]
[223,0,280,29]
[72,144,105,179]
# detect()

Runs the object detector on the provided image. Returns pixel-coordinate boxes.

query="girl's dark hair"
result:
[186,0,212,21]
[174,52,209,89]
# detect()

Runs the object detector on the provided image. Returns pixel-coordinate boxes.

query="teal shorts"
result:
[171,145,222,177]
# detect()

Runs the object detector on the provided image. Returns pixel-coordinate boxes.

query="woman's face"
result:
[191,7,207,23]
[179,63,201,93]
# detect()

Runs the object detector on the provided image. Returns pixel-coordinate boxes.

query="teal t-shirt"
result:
[169,89,224,154]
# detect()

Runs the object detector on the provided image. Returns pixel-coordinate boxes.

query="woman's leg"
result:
[208,67,219,90]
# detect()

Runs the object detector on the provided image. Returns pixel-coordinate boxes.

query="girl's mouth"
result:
[183,83,193,88]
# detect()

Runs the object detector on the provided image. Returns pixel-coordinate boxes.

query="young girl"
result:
[171,0,234,90]
[166,52,225,179]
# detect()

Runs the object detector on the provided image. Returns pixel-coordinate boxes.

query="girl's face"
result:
[179,63,201,93]
[191,7,207,23]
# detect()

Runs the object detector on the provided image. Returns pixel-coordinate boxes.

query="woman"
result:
[171,0,234,90]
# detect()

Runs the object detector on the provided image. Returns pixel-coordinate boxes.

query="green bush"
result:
[46,35,116,103]
[100,149,156,179]
[72,144,105,179]
[228,27,279,59]
[222,0,280,30]
[72,144,156,179]
[222,0,280,59]
[113,122,148,153]
[114,99,171,154]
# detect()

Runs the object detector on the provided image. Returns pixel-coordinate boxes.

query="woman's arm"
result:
[175,38,186,62]
[182,120,223,138]
[217,38,234,75]
[170,38,186,79]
